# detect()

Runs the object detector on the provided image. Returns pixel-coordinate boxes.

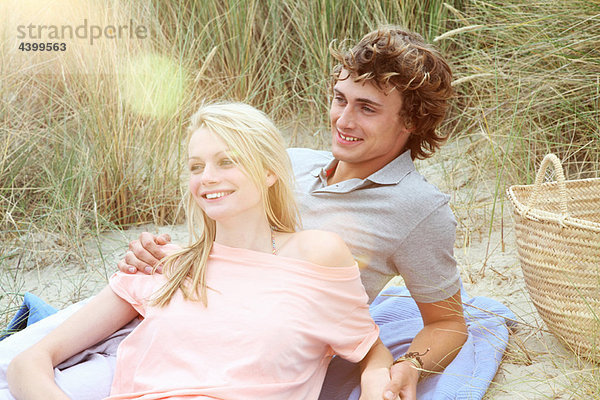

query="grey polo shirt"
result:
[288,147,461,303]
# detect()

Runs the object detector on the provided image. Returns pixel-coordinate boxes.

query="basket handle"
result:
[525,154,569,218]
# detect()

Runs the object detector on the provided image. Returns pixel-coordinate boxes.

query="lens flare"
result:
[119,53,188,119]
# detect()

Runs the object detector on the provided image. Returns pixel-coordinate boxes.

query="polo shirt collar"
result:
[367,150,415,185]
[310,157,338,179]
[310,150,415,185]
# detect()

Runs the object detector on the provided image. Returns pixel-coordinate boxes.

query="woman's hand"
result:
[382,360,420,400]
[358,338,396,399]
[359,367,393,400]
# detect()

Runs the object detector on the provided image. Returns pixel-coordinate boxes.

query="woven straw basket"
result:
[507,154,600,362]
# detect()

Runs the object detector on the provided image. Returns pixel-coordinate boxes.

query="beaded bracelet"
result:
[392,348,430,370]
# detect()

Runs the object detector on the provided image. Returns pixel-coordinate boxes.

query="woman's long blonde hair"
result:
[151,102,300,307]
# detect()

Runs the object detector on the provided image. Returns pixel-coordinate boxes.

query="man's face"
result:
[329,71,410,178]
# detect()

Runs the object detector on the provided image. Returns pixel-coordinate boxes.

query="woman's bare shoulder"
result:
[277,230,355,268]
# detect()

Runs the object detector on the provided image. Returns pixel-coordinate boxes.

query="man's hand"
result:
[117,232,173,274]
[359,367,393,400]
[383,360,420,400]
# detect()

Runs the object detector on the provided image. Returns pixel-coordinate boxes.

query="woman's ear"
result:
[266,170,278,187]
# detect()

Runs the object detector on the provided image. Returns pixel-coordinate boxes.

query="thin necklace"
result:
[270,228,277,255]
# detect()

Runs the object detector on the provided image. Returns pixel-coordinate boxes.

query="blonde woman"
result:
[7,103,395,400]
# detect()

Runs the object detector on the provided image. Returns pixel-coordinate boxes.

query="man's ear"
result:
[403,119,415,135]
[266,170,278,187]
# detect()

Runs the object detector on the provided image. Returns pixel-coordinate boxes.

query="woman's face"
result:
[188,128,263,222]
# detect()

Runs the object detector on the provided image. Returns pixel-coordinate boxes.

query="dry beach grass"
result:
[1,0,599,398]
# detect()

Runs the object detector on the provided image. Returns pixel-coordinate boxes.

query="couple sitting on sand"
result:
[3,26,514,400]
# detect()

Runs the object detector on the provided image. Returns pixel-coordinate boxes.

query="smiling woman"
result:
[6,102,394,400]
[151,102,300,307]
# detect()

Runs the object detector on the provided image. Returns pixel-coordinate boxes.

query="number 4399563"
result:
[19,42,67,51]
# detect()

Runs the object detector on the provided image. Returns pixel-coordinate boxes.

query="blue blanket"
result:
[319,285,515,400]
[0,293,57,341]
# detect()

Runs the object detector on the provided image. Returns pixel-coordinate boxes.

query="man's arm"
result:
[7,286,138,399]
[412,290,467,375]
[384,290,467,400]
[384,203,466,399]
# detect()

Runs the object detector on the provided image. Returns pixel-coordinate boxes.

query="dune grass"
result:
[2,0,597,235]
[1,0,469,236]
[1,0,599,397]
[445,0,599,177]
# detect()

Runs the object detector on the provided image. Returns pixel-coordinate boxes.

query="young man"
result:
[123,27,467,400]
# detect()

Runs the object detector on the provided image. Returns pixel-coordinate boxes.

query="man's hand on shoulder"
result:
[297,230,355,268]
[117,232,181,275]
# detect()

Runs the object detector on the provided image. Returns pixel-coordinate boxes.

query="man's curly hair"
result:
[330,26,454,160]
